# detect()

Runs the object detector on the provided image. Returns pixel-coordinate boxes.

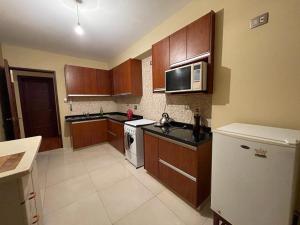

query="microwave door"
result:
[165,66,192,93]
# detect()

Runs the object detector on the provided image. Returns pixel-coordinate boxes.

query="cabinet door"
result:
[113,67,120,95]
[65,65,98,95]
[158,138,197,177]
[159,161,198,207]
[152,37,169,92]
[82,67,98,94]
[96,69,112,95]
[71,120,107,149]
[187,12,212,59]
[108,120,124,153]
[91,120,108,144]
[114,121,125,154]
[169,27,187,65]
[120,60,131,94]
[144,133,159,177]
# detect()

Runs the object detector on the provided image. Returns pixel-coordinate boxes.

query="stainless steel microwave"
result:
[165,62,207,93]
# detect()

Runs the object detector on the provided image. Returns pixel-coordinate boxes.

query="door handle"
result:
[5,117,12,121]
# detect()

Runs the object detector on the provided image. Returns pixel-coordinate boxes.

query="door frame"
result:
[3,60,21,139]
[11,66,63,148]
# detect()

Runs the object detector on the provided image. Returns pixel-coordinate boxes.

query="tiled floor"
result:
[37,143,213,225]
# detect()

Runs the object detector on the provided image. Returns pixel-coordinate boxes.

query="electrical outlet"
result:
[184,105,190,110]
[250,12,269,29]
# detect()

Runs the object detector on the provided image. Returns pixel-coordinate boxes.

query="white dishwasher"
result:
[211,123,300,225]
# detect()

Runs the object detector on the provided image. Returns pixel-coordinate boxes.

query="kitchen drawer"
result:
[158,138,197,177]
[159,160,198,206]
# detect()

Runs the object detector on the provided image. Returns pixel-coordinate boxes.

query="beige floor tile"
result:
[98,176,154,223]
[43,174,95,215]
[82,153,118,172]
[121,161,165,195]
[89,162,131,191]
[44,193,111,225]
[114,198,184,225]
[157,189,211,225]
[46,161,87,187]
[134,171,165,195]
[47,151,82,168]
[75,145,111,160]
[36,153,49,175]
[108,148,125,160]
[203,218,213,225]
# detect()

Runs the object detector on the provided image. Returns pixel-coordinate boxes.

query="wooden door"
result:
[187,12,212,59]
[18,76,61,151]
[96,69,112,95]
[3,59,20,139]
[152,37,169,92]
[169,27,187,65]
[144,133,159,177]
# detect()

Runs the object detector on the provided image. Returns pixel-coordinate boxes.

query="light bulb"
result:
[74,23,84,35]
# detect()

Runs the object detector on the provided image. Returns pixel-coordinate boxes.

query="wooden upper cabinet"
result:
[152,37,169,92]
[187,11,213,59]
[112,59,142,96]
[65,65,100,96]
[169,27,187,65]
[65,65,114,96]
[96,69,112,95]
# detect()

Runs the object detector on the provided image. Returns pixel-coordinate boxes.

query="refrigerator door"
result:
[211,132,297,225]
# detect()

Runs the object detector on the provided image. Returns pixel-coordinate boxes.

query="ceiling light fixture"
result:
[74,0,84,35]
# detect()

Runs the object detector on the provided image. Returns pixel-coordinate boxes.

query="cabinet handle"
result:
[28,192,36,200]
[108,131,117,136]
[32,215,39,224]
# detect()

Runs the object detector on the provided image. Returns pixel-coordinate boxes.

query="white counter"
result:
[0,136,41,181]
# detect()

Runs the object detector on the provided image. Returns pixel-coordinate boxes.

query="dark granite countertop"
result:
[142,121,212,147]
[65,112,143,123]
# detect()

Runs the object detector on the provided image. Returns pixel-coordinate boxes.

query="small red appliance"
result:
[127,109,133,120]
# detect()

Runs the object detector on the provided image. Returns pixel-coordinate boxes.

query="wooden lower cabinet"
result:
[144,133,159,177]
[143,131,212,207]
[159,161,198,206]
[107,119,124,154]
[70,119,108,149]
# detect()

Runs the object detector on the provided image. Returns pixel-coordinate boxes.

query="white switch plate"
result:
[250,12,269,29]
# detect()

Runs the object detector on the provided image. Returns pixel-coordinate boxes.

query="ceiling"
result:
[0,0,191,61]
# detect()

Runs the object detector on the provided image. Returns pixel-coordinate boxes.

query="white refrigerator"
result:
[211,123,300,225]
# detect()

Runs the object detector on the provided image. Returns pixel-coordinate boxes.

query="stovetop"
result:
[142,121,211,147]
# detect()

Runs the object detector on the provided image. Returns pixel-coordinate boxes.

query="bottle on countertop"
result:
[193,109,204,141]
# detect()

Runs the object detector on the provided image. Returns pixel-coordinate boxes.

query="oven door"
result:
[165,65,192,93]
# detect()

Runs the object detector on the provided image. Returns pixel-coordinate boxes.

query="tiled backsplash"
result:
[67,97,117,115]
[67,56,212,125]
[116,56,212,125]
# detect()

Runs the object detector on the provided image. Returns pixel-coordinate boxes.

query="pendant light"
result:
[74,0,84,35]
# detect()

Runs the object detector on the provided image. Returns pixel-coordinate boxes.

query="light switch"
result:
[250,12,269,29]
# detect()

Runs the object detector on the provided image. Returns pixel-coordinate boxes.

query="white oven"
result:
[124,119,155,168]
